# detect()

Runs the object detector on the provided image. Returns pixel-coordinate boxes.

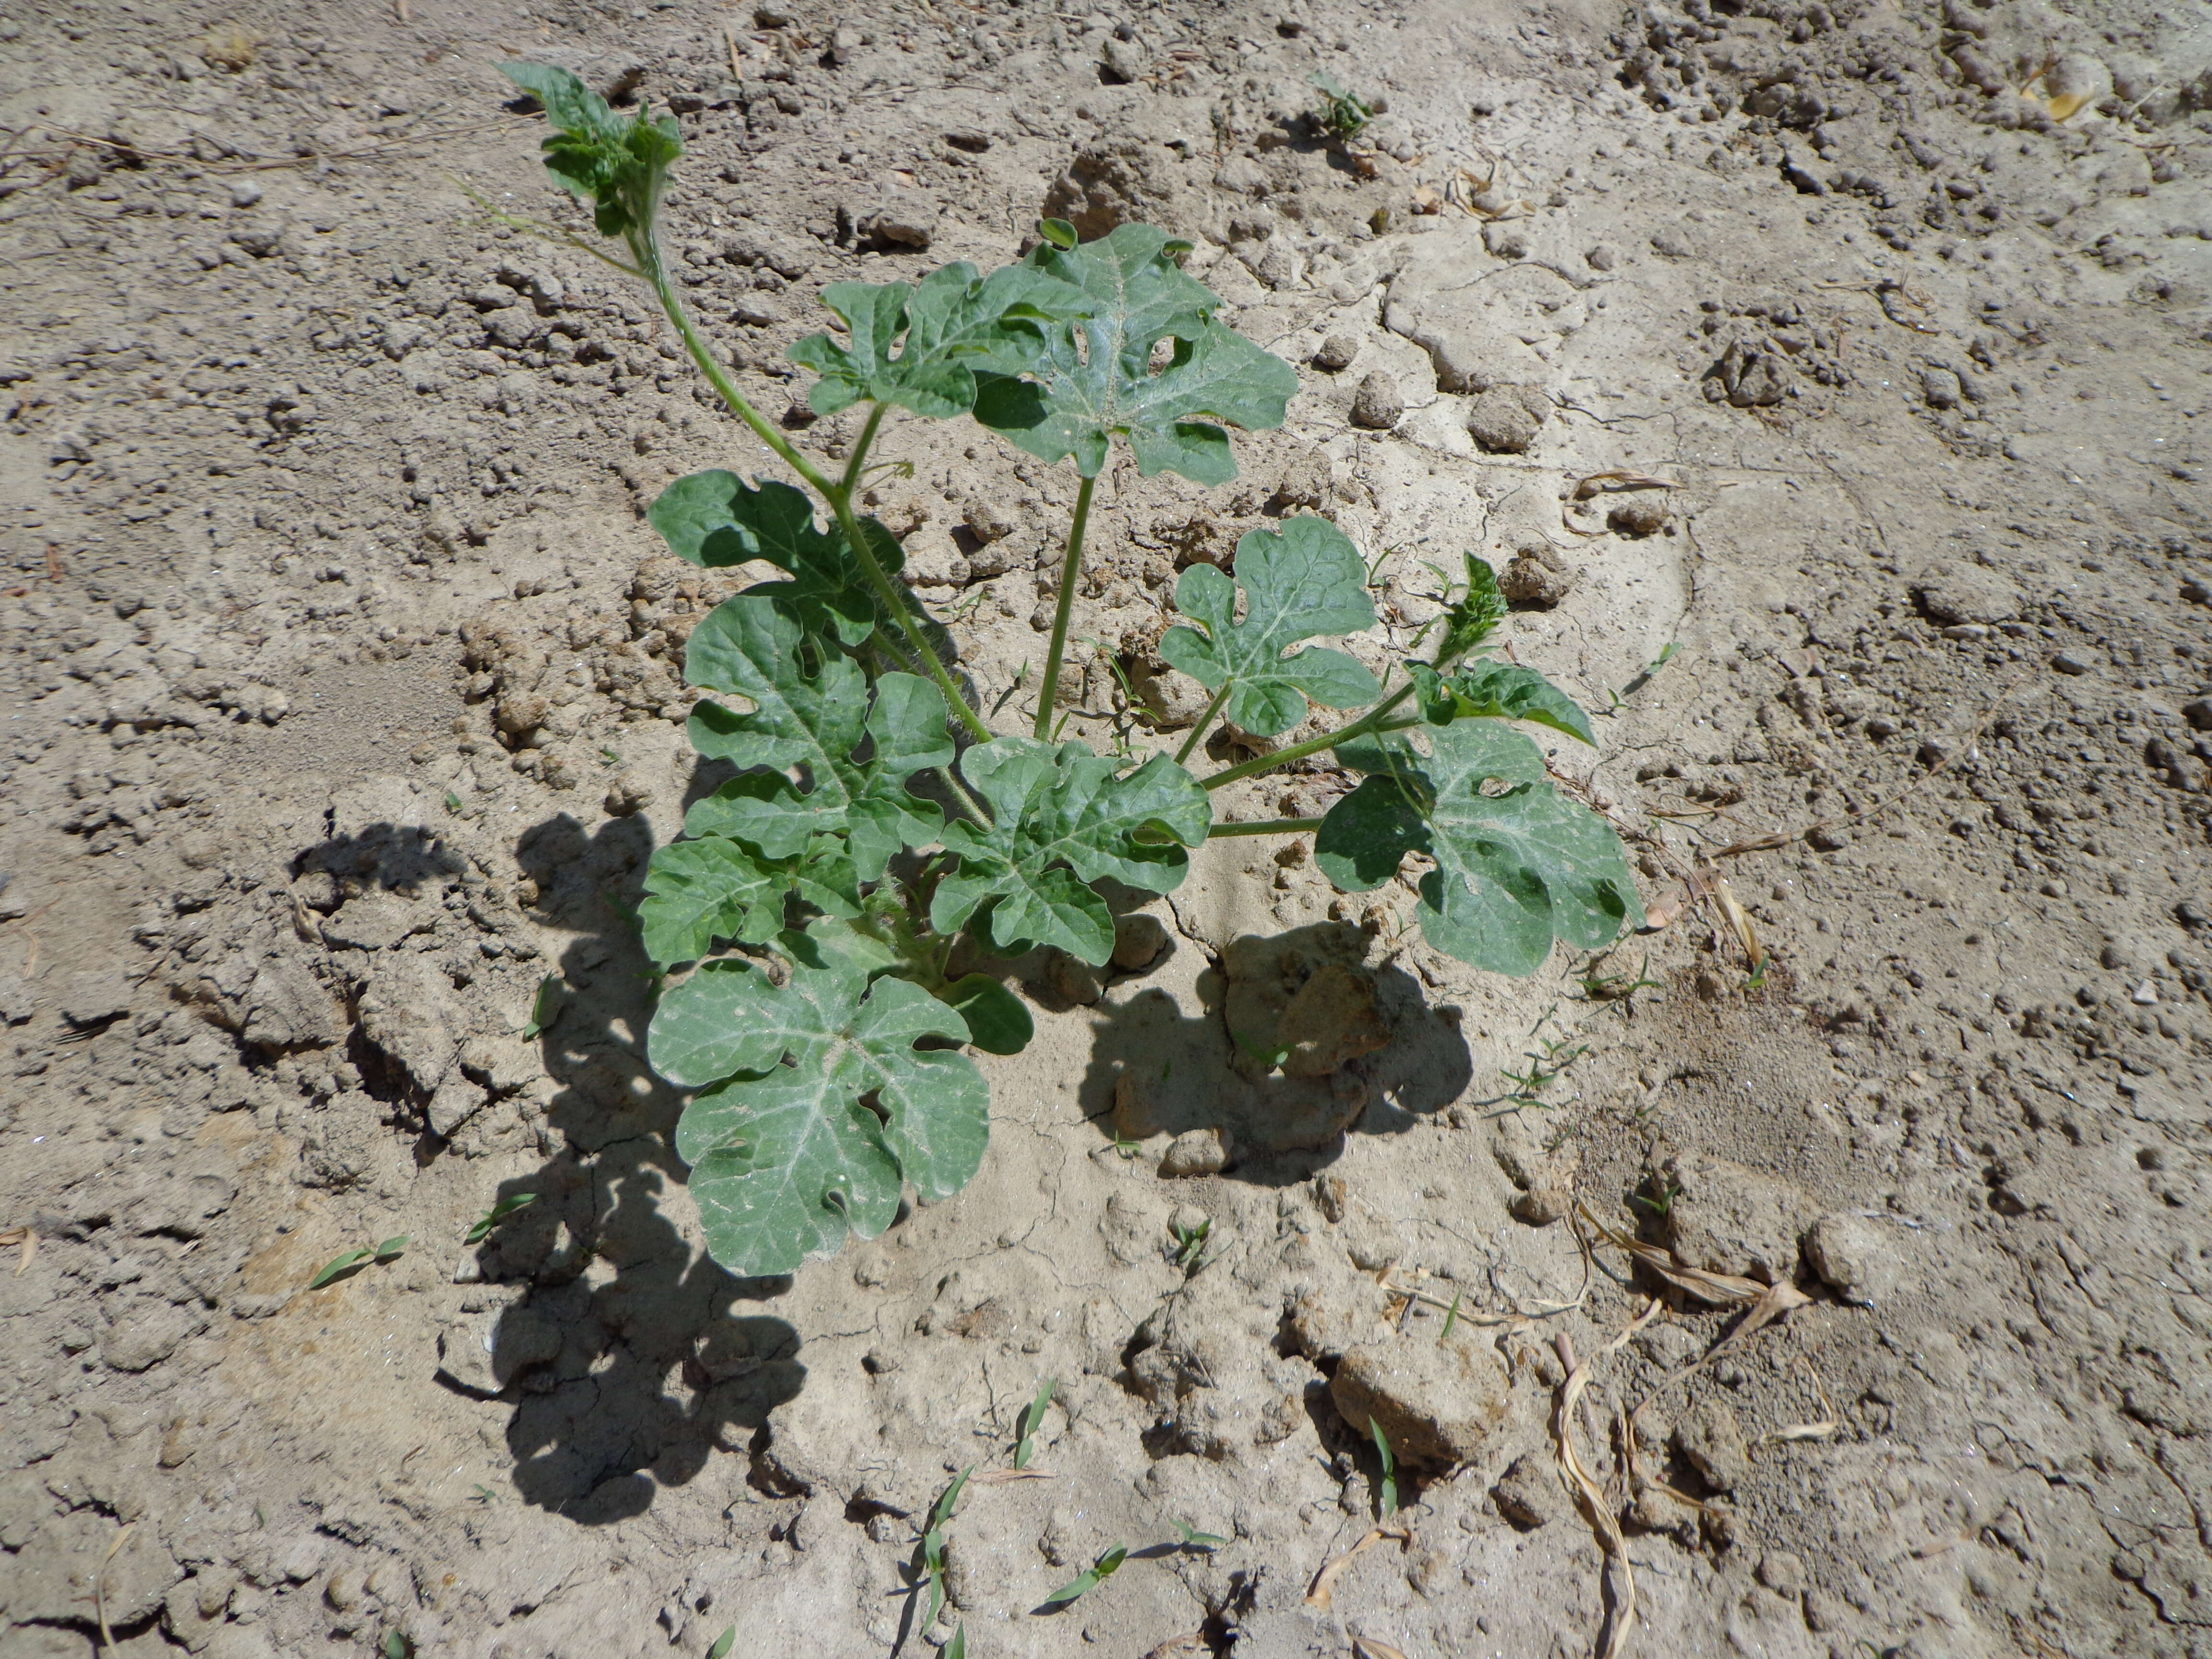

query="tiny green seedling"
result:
[1581,951,1662,1005]
[1439,1289,1463,1342]
[599,746,623,767]
[917,1465,973,1631]
[308,1235,408,1290]
[1495,1005,1589,1107]
[1169,1518,1228,1551]
[1014,1376,1057,1470]
[1370,1419,1399,1517]
[520,974,560,1040]
[1311,71,1377,142]
[943,1628,966,1659]
[1168,1215,1211,1270]
[443,790,463,812]
[705,1626,736,1659]
[491,65,1643,1284]
[1232,1030,1293,1073]
[382,1632,412,1659]
[1041,1544,1128,1611]
[1608,640,1681,711]
[1634,1178,1684,1222]
[468,1484,497,1504]
[465,1193,538,1245]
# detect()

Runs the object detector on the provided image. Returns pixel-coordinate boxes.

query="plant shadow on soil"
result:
[470,805,803,1525]
[1072,920,1476,1182]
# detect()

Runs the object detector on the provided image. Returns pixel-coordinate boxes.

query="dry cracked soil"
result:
[5,0,2212,1656]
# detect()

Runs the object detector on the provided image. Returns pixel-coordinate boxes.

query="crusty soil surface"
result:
[4,1,2212,1656]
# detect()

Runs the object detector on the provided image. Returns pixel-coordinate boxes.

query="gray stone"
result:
[102,1301,203,1372]
[1660,1150,1815,1285]
[862,192,938,249]
[1467,386,1546,453]
[1921,367,1963,410]
[61,969,131,1027]
[1912,565,2020,626]
[1158,1128,1229,1178]
[427,1075,488,1139]
[0,972,36,1025]
[320,892,431,951]
[1498,544,1575,608]
[10,1507,183,1625]
[1350,370,1404,430]
[1803,1212,1902,1305]
[1492,1450,1569,1527]
[239,957,344,1050]
[1099,35,1149,84]
[1674,1399,1752,1491]
[1313,332,1359,372]
[356,956,456,1094]
[1111,910,1170,972]
[1330,1332,1510,1467]
[1607,493,1671,537]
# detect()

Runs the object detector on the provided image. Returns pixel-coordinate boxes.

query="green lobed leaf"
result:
[637,832,858,966]
[648,946,989,1277]
[941,974,1034,1056]
[788,262,1096,419]
[683,597,951,880]
[648,470,900,648]
[972,223,1298,483]
[1314,721,1641,976]
[498,63,680,243]
[1157,515,1381,737]
[1411,659,1596,745]
[930,739,1211,965]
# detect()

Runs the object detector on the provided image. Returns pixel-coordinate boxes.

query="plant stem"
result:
[1032,472,1096,741]
[636,257,992,743]
[1173,682,1232,767]
[638,241,836,497]
[1208,817,1324,839]
[841,401,887,496]
[1202,682,1420,792]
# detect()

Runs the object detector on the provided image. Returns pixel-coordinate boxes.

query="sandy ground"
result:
[5,0,2212,1655]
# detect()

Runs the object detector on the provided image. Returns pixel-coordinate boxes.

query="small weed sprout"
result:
[464,1193,537,1246]
[1495,1005,1590,1108]
[1168,1215,1212,1271]
[1041,1544,1129,1611]
[1634,1177,1685,1222]
[490,67,1642,1281]
[1311,71,1378,142]
[1014,1376,1057,1470]
[1369,1418,1399,1517]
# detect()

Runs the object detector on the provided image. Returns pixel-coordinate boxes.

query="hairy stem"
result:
[636,259,991,743]
[841,401,887,497]
[1173,682,1233,767]
[1208,817,1324,839]
[638,241,837,498]
[1032,472,1096,741]
[1202,681,1420,791]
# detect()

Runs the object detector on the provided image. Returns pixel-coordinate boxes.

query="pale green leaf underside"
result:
[649,950,988,1277]
[1315,721,1641,975]
[971,223,1298,483]
[637,834,857,966]
[790,262,1095,419]
[683,597,951,881]
[932,738,1210,964]
[649,470,897,648]
[1158,515,1382,737]
[1416,659,1596,746]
